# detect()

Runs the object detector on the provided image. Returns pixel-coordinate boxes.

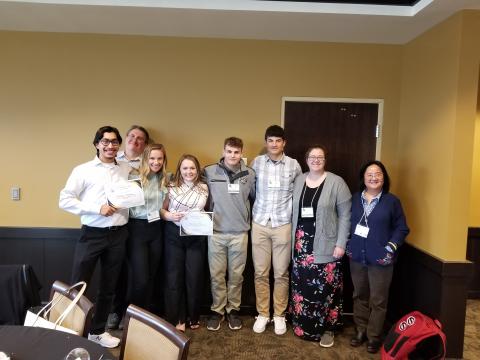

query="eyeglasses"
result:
[99,138,120,147]
[365,172,383,179]
[308,156,325,162]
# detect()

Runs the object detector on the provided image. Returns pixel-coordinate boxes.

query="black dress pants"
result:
[163,221,206,326]
[71,225,127,334]
[127,218,163,311]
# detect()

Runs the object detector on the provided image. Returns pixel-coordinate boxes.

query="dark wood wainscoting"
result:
[0,227,473,357]
[388,243,472,359]
[467,227,480,299]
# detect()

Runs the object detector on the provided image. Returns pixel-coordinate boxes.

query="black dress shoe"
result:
[350,331,367,347]
[366,340,382,354]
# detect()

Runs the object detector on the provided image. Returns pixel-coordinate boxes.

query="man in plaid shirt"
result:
[250,125,301,335]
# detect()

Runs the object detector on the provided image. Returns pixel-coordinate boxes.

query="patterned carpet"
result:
[109,299,480,359]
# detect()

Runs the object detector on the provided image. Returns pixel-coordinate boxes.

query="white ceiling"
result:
[0,0,479,44]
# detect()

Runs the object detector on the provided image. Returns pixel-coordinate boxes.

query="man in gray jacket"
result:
[204,137,256,331]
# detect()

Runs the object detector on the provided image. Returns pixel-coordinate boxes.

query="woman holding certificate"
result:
[161,154,209,332]
[127,144,168,311]
[289,145,351,348]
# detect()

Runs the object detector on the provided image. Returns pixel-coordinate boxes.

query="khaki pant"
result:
[208,232,248,315]
[251,221,292,317]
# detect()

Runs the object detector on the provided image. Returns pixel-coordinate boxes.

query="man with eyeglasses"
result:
[59,126,130,348]
[107,125,150,331]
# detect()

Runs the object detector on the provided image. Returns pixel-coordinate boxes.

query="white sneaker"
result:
[253,315,270,333]
[273,316,287,335]
[88,332,121,348]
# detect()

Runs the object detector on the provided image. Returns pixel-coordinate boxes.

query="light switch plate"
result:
[11,187,20,201]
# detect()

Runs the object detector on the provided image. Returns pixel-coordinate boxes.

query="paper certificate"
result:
[179,211,213,236]
[106,179,145,209]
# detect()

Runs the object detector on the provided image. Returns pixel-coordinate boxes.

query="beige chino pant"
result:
[208,232,248,315]
[251,221,292,317]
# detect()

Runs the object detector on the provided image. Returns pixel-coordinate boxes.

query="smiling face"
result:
[306,148,326,173]
[223,145,242,168]
[95,132,120,163]
[148,149,165,174]
[180,159,198,183]
[364,164,384,193]
[265,136,286,158]
[125,128,147,158]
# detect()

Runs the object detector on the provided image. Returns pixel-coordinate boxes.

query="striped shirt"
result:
[168,183,208,226]
[251,154,302,227]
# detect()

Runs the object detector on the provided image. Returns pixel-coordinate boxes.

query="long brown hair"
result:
[171,154,202,188]
[139,144,168,189]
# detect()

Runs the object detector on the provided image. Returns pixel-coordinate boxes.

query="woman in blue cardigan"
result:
[348,160,409,354]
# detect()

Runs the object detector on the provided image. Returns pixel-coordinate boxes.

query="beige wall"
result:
[0,31,402,228]
[469,84,480,227]
[397,11,480,260]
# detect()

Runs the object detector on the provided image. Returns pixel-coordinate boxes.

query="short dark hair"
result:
[93,125,122,146]
[224,137,243,150]
[126,125,150,145]
[359,160,390,193]
[264,125,285,140]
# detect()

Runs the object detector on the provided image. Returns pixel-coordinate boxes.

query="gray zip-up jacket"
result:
[204,159,256,233]
[291,172,351,264]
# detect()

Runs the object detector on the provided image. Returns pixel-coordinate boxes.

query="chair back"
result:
[120,304,190,360]
[48,280,93,337]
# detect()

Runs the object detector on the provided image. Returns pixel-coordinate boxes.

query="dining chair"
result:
[120,304,190,360]
[48,280,94,337]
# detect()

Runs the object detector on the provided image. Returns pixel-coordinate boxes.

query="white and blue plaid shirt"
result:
[251,154,302,227]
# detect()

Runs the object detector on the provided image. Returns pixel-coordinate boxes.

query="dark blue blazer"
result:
[348,192,409,266]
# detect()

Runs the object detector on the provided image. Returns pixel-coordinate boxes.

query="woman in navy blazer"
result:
[348,161,409,354]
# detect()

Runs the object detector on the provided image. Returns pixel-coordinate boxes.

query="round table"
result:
[0,325,116,359]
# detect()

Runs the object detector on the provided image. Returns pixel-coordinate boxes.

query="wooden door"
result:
[284,100,378,192]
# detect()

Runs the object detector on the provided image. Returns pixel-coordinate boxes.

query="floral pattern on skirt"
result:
[289,221,343,341]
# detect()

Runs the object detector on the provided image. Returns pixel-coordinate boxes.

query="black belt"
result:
[82,224,126,232]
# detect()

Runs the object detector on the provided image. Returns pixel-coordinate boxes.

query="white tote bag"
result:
[24,281,87,335]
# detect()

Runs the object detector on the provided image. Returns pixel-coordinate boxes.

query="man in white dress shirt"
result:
[59,126,130,348]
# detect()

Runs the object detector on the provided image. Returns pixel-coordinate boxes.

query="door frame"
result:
[281,97,384,160]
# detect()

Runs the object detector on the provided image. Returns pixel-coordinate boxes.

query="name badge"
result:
[228,183,240,194]
[354,224,369,238]
[147,210,160,223]
[301,207,314,218]
[268,178,280,188]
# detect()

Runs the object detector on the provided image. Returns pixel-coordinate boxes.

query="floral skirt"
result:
[289,221,343,341]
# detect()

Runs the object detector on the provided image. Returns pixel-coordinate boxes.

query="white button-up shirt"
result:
[59,156,130,227]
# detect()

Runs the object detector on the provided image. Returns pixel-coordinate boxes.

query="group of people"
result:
[59,124,409,354]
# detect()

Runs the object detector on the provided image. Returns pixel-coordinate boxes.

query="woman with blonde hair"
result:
[161,154,209,332]
[127,143,168,311]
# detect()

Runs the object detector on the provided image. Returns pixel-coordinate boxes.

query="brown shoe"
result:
[366,340,382,354]
[350,331,367,347]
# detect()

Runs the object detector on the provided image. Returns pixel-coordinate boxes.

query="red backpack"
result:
[381,311,446,360]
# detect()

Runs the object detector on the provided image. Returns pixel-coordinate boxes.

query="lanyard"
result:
[301,182,320,209]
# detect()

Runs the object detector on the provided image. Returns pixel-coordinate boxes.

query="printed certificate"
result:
[107,179,145,209]
[180,211,213,236]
